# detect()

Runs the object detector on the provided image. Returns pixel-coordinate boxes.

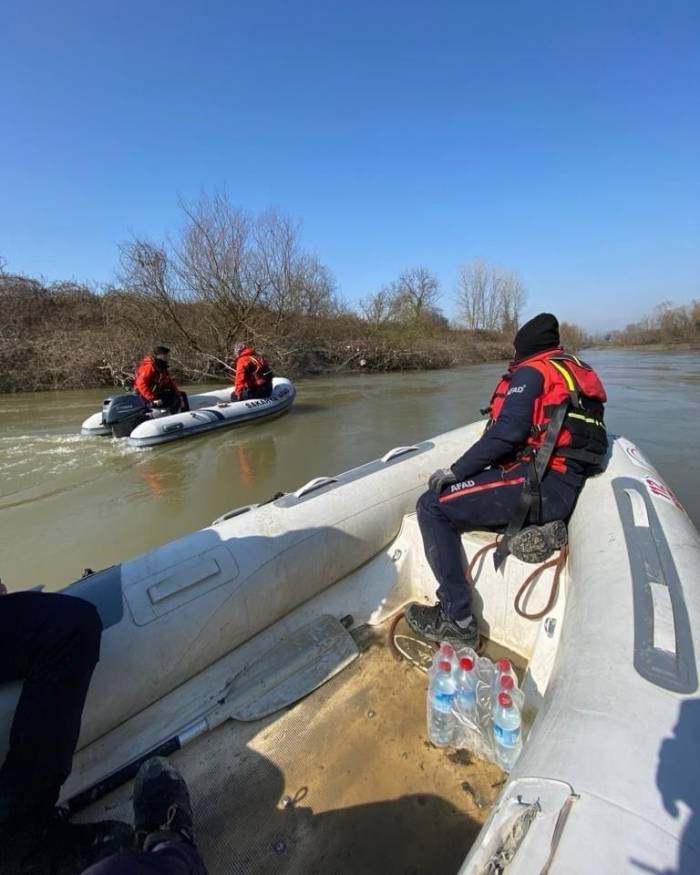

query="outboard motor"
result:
[102,394,150,438]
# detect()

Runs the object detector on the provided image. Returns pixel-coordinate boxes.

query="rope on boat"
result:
[468,540,568,621]
[388,540,568,664]
[513,544,568,620]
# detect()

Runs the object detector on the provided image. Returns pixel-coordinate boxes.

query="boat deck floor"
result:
[80,620,513,874]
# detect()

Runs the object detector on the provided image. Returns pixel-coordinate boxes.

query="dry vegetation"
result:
[6,194,648,395]
[596,301,700,348]
[0,197,518,393]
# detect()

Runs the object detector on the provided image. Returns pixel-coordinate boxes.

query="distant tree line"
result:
[0,193,605,394]
[595,301,700,348]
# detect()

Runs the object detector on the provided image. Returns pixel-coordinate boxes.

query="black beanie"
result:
[513,313,560,361]
[153,345,170,356]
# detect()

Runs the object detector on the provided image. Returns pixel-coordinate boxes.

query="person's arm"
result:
[450,367,544,481]
[134,361,159,401]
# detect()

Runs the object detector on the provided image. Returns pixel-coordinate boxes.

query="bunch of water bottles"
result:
[427,643,524,771]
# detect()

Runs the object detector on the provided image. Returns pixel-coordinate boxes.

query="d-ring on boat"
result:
[1,423,698,873]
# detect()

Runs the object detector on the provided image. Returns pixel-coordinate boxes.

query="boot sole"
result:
[510,521,567,564]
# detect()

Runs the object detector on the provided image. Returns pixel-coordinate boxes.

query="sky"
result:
[1,1,698,330]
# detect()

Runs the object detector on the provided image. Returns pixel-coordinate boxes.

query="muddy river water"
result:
[1,349,698,592]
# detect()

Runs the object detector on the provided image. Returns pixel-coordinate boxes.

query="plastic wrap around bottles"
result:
[426,649,523,770]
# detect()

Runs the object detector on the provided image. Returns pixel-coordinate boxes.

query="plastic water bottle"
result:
[494,657,517,689]
[492,692,522,770]
[494,670,525,710]
[427,660,456,746]
[454,656,476,718]
[431,642,458,674]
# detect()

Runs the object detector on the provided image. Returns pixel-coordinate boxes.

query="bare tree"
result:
[119,194,336,369]
[392,266,440,322]
[457,261,490,329]
[456,260,526,331]
[359,287,399,326]
[499,273,527,333]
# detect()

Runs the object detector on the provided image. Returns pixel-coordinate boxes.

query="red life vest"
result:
[233,348,273,395]
[249,354,273,389]
[486,348,608,473]
[133,356,179,401]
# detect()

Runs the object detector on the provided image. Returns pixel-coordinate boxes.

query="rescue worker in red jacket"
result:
[231,342,273,401]
[134,346,189,414]
[405,313,607,648]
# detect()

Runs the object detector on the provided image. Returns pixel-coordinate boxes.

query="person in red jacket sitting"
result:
[231,342,274,401]
[134,346,189,414]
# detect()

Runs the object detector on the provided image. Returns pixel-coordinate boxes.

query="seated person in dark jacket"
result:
[404,313,607,649]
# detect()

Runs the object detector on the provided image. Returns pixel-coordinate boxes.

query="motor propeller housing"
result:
[102,394,150,438]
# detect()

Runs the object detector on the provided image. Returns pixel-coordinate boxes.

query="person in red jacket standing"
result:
[134,346,189,414]
[231,342,274,401]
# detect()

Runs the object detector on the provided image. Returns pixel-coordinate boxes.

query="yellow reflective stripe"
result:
[571,354,582,366]
[567,411,604,427]
[550,360,576,391]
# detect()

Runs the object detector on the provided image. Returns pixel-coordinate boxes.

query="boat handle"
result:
[211,504,255,525]
[381,445,420,463]
[293,477,338,498]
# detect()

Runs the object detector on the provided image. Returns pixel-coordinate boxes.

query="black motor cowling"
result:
[102,394,150,438]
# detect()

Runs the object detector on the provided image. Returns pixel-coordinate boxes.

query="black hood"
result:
[513,313,560,361]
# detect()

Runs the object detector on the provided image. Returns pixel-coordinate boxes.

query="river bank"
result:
[1,260,513,393]
[591,342,700,353]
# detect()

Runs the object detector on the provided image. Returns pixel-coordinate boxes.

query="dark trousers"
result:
[417,462,579,621]
[83,842,207,875]
[235,386,271,401]
[158,390,189,414]
[0,592,102,822]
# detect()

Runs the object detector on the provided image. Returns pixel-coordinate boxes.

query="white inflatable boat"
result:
[2,424,698,873]
[80,377,296,447]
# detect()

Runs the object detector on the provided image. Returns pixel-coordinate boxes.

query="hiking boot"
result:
[133,757,194,850]
[0,813,133,875]
[509,520,568,564]
[404,603,479,649]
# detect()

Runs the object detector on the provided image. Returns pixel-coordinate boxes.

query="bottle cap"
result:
[438,660,452,673]
[496,658,512,673]
[440,643,455,657]
[498,692,512,707]
[459,657,474,671]
[499,675,515,690]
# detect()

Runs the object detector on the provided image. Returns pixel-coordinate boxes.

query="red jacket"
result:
[233,348,271,396]
[134,356,179,402]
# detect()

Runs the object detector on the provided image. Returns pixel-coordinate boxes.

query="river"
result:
[1,349,698,592]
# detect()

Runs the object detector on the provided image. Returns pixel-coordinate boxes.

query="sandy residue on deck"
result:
[81,622,505,874]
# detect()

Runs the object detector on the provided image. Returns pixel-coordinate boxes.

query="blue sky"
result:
[1,1,698,330]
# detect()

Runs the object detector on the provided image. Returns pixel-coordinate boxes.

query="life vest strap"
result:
[493,401,570,571]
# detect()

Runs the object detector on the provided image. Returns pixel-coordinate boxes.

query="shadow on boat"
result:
[189,734,485,875]
[632,698,700,874]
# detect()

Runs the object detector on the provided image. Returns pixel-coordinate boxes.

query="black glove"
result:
[429,468,458,494]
